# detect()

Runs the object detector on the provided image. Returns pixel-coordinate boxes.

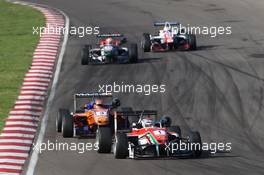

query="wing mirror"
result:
[112,98,121,108]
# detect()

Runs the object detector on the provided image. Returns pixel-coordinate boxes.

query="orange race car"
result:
[56,92,122,152]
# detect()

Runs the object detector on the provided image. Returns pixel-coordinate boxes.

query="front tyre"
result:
[129,43,138,63]
[56,109,70,132]
[114,132,128,159]
[188,34,197,50]
[96,127,112,153]
[81,44,92,65]
[188,131,202,158]
[142,33,151,52]
[62,112,74,138]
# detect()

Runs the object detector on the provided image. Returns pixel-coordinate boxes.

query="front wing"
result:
[128,143,195,159]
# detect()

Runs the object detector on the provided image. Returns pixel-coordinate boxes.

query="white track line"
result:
[27,69,53,74]
[0,146,30,151]
[0,165,22,170]
[25,73,52,78]
[0,133,35,138]
[34,49,57,53]
[5,121,38,125]
[20,87,48,91]
[0,159,26,164]
[0,140,33,145]
[22,82,49,87]
[29,66,53,71]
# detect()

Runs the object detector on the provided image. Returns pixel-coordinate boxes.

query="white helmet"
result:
[141,118,154,128]
[163,22,172,31]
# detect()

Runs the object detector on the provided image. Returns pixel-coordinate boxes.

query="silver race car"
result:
[81,34,138,65]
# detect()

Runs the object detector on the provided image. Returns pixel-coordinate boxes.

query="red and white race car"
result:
[141,22,197,52]
[112,110,202,159]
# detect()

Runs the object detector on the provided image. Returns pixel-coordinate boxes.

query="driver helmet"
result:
[141,117,154,128]
[84,102,93,110]
[93,99,104,109]
[164,23,172,31]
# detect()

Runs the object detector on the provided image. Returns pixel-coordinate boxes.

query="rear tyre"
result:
[114,132,128,159]
[189,131,202,158]
[56,109,70,132]
[188,34,197,50]
[142,33,151,52]
[81,44,92,65]
[129,43,138,63]
[62,112,74,138]
[168,125,182,138]
[96,127,112,153]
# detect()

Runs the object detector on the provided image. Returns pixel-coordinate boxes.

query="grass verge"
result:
[0,0,45,129]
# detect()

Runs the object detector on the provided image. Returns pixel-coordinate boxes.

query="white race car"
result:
[141,22,197,52]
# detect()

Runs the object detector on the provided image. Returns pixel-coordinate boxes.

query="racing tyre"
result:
[168,125,182,138]
[56,109,70,132]
[81,44,92,65]
[96,127,112,153]
[188,34,197,50]
[114,132,128,159]
[142,33,151,52]
[62,112,73,138]
[188,131,202,158]
[129,43,138,63]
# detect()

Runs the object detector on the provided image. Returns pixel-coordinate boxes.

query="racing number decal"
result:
[95,111,108,116]
[153,130,166,136]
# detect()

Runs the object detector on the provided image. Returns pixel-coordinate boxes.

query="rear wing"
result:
[97,34,123,38]
[154,22,180,26]
[116,110,157,117]
[74,92,112,98]
[73,92,112,112]
[113,110,158,135]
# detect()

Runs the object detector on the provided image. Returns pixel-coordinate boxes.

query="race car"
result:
[81,34,138,64]
[141,22,197,52]
[112,110,202,159]
[56,92,121,153]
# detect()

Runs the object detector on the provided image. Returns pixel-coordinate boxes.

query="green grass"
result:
[0,0,45,129]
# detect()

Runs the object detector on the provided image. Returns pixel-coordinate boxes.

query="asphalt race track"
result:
[24,0,264,174]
